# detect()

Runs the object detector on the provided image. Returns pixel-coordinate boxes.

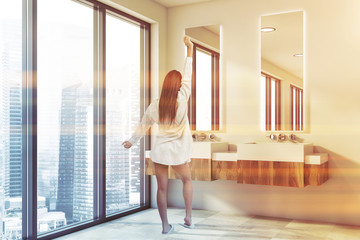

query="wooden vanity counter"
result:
[145,150,329,187]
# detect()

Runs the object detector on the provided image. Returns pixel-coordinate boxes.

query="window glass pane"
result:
[0,1,23,239]
[196,49,212,131]
[37,0,94,233]
[106,13,142,215]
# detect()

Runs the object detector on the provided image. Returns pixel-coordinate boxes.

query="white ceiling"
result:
[261,11,303,79]
[152,0,212,8]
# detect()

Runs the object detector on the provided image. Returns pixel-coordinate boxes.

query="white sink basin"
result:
[192,142,228,159]
[237,143,313,162]
[212,152,237,161]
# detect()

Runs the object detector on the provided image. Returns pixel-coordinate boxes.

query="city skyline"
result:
[1,1,146,238]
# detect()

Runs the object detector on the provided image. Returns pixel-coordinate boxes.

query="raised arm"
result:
[185,36,193,57]
[178,36,194,101]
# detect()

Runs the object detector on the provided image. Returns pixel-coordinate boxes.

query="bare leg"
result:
[154,162,172,233]
[172,163,193,226]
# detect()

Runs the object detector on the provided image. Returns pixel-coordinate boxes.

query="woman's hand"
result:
[184,36,193,48]
[184,36,193,57]
[122,141,133,149]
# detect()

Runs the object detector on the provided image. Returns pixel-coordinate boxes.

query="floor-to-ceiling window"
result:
[37,0,94,233]
[0,0,150,239]
[0,1,23,239]
[105,12,144,215]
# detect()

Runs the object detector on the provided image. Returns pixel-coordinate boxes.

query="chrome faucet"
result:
[277,134,287,142]
[289,134,296,141]
[267,134,277,141]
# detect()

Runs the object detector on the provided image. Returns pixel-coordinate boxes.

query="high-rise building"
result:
[72,86,93,222]
[56,84,77,222]
[7,86,22,198]
[0,45,9,240]
[0,18,22,199]
[129,59,141,204]
[106,88,130,212]
[37,90,61,212]
[0,189,3,239]
[56,83,93,224]
[106,58,142,211]
[1,16,22,239]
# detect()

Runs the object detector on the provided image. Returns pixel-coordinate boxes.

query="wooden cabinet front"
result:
[304,162,329,186]
[237,160,304,188]
[146,158,328,187]
[211,161,238,180]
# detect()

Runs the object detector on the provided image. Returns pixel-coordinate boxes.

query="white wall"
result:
[164,0,360,226]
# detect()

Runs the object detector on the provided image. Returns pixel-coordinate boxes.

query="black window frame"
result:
[18,0,151,239]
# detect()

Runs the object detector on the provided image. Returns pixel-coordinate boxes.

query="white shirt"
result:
[129,57,193,165]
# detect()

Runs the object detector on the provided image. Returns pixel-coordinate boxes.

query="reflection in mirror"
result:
[261,11,303,131]
[185,25,220,131]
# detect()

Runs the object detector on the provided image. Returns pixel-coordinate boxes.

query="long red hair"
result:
[159,70,182,125]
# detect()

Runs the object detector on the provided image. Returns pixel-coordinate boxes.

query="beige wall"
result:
[164,0,360,226]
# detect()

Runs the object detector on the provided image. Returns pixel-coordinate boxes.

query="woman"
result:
[122,36,194,234]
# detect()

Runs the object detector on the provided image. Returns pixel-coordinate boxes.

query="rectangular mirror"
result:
[261,11,304,131]
[185,24,220,131]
